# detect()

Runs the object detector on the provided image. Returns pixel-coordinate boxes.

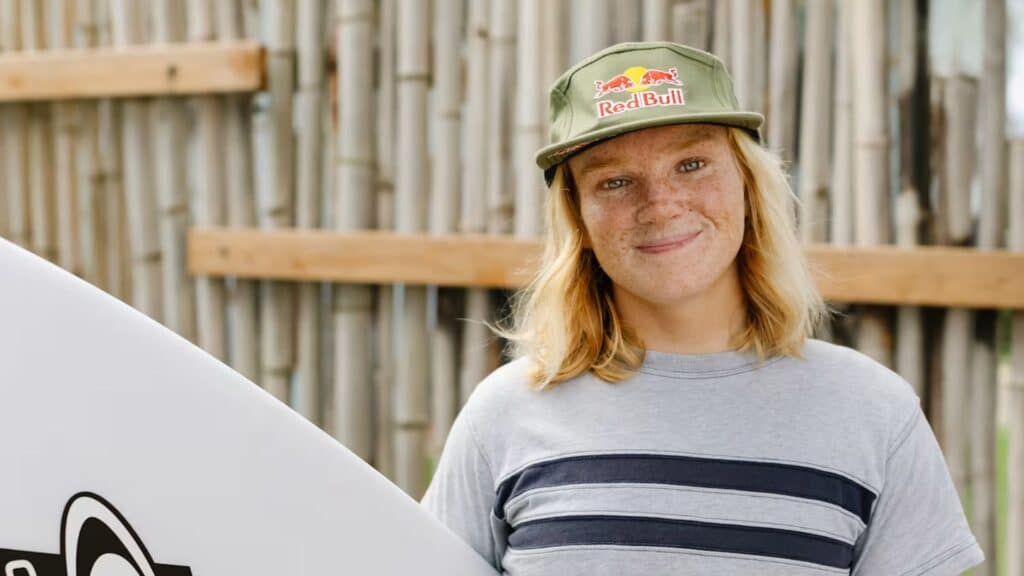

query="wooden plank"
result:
[808,244,1024,309]
[187,228,1024,309]
[188,228,539,289]
[0,42,263,102]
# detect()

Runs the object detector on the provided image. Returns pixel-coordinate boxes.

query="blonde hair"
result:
[494,127,829,390]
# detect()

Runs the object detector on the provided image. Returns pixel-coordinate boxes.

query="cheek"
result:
[705,177,746,239]
[580,200,626,251]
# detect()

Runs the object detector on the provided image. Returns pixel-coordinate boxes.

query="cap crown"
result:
[536,41,763,180]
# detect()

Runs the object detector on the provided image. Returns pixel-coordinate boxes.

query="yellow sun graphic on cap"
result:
[623,66,652,92]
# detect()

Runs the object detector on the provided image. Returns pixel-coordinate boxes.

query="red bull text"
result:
[596,88,686,119]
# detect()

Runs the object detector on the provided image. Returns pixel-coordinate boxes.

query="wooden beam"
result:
[0,42,263,102]
[187,228,1024,309]
[189,228,538,288]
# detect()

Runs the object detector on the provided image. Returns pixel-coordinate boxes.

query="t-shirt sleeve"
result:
[851,404,985,576]
[420,404,502,571]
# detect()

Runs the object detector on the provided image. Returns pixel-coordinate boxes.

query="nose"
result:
[635,176,688,225]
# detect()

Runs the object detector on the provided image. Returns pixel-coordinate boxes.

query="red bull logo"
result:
[593,74,636,98]
[593,65,686,118]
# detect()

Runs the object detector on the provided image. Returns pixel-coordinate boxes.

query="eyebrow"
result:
[574,129,718,175]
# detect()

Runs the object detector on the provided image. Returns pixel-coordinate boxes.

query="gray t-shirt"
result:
[421,338,983,575]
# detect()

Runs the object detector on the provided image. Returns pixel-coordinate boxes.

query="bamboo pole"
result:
[514,0,542,239]
[610,0,640,44]
[488,0,515,236]
[1008,137,1024,576]
[729,0,762,114]
[73,0,107,291]
[967,2,1005,571]
[23,1,58,263]
[571,0,609,63]
[187,0,228,357]
[461,0,492,405]
[941,307,973,501]
[429,0,465,461]
[49,0,81,277]
[481,0,517,382]
[373,0,396,478]
[0,0,11,243]
[672,0,708,50]
[111,0,162,319]
[96,0,129,302]
[319,1,335,429]
[217,0,260,384]
[893,0,923,400]
[850,0,891,367]
[1,0,30,250]
[293,0,324,424]
[642,0,669,41]
[851,0,892,248]
[149,0,196,340]
[943,78,976,247]
[895,191,924,397]
[255,0,296,402]
[394,0,430,497]
[540,0,567,103]
[797,0,831,244]
[831,0,853,247]
[333,0,375,461]
[767,0,795,162]
[937,70,979,508]
[712,0,730,68]
[969,313,997,576]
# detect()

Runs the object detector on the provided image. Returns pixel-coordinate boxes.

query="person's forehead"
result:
[571,123,725,171]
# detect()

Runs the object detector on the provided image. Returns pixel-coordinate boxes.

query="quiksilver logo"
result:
[0,492,192,576]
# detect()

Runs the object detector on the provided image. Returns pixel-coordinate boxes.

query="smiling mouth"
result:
[636,230,702,254]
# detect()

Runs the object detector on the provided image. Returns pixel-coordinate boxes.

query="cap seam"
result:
[558,41,714,102]
[713,62,731,108]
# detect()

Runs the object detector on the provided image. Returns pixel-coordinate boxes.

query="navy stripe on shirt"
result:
[494,453,876,524]
[507,514,855,569]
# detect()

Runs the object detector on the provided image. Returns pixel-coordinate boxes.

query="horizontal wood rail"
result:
[0,41,263,102]
[187,228,1024,309]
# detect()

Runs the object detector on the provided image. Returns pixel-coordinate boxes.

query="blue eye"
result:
[602,177,629,190]
[680,159,705,173]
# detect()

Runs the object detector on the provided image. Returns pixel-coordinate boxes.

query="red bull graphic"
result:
[593,74,636,98]
[593,65,686,118]
[640,67,683,87]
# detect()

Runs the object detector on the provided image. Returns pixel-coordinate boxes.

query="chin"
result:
[619,275,716,306]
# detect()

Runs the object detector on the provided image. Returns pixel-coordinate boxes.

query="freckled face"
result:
[567,124,747,306]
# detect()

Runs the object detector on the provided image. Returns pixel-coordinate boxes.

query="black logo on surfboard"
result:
[0,492,192,575]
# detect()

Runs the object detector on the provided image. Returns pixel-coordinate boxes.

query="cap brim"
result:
[536,111,764,186]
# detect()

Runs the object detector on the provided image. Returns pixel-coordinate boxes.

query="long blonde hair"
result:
[495,127,829,390]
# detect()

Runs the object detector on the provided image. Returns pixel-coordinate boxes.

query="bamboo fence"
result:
[0,2,1022,571]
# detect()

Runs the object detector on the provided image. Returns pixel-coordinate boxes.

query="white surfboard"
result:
[0,237,498,576]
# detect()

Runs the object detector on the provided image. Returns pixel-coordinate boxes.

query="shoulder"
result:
[784,338,922,436]
[460,356,544,422]
[796,339,917,396]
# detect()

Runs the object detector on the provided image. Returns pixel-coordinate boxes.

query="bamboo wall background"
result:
[1,0,1023,574]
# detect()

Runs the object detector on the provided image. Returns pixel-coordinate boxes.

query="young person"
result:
[422,41,983,576]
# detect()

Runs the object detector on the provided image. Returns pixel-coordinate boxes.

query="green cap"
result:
[535,41,764,186]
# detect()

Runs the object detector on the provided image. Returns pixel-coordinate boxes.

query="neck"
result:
[613,264,748,355]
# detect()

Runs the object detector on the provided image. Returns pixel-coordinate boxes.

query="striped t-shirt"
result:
[421,338,983,575]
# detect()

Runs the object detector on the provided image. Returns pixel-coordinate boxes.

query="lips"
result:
[636,230,702,254]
